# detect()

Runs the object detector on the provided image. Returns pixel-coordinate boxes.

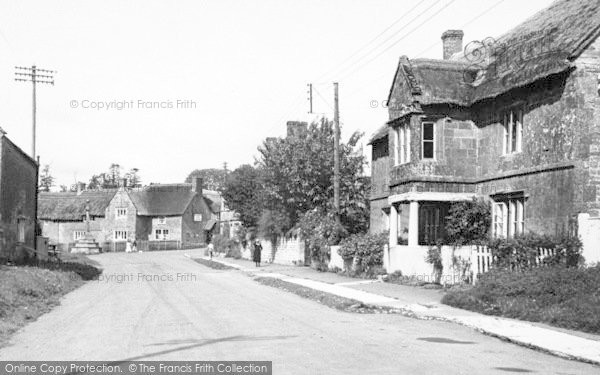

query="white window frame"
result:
[17,219,25,243]
[114,230,128,241]
[421,122,435,160]
[116,208,127,218]
[397,126,411,165]
[155,229,169,240]
[157,216,166,225]
[73,231,86,240]
[493,196,525,238]
[502,108,523,155]
[394,127,400,166]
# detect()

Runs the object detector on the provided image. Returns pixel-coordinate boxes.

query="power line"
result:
[15,65,56,158]
[342,0,506,101]
[314,0,429,84]
[413,0,506,58]
[338,0,457,82]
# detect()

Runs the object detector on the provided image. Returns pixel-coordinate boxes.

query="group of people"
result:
[124,239,140,253]
[206,239,263,267]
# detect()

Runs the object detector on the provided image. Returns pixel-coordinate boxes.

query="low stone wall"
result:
[385,245,473,285]
[243,235,306,265]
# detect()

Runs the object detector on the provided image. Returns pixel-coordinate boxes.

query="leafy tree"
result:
[222,164,263,228]
[38,164,55,192]
[256,119,369,235]
[185,168,227,191]
[125,168,141,187]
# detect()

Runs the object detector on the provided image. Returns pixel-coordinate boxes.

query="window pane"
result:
[511,112,517,153]
[423,141,434,159]
[423,123,434,140]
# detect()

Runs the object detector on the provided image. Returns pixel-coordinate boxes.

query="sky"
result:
[0,0,555,188]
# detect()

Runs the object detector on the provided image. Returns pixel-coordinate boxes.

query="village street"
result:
[0,249,596,374]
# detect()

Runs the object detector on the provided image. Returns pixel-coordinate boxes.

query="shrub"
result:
[442,265,600,334]
[298,209,347,264]
[338,232,387,276]
[486,232,583,271]
[211,234,239,256]
[446,198,491,246]
[425,244,443,284]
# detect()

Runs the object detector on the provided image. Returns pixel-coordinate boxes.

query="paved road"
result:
[0,250,597,374]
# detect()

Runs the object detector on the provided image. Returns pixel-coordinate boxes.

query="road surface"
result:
[0,250,597,374]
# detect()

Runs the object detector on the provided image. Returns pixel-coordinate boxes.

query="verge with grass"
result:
[0,265,84,346]
[442,265,600,334]
[194,258,236,270]
[255,276,408,315]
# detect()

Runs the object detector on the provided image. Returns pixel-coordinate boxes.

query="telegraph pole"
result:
[15,65,55,159]
[307,83,313,114]
[333,82,340,225]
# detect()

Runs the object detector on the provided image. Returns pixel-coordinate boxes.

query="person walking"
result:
[132,239,137,252]
[207,242,214,259]
[252,239,262,267]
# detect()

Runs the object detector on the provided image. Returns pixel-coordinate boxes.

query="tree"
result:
[125,168,141,187]
[256,119,369,236]
[185,168,227,191]
[222,164,263,228]
[38,164,55,192]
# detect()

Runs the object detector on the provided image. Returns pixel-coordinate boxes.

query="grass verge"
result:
[0,265,84,346]
[194,258,236,270]
[255,277,406,314]
[442,265,600,334]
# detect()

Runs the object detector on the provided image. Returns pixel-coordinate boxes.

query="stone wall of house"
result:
[40,219,107,250]
[104,189,138,241]
[0,137,37,260]
[181,194,214,244]
[369,197,389,234]
[148,216,182,241]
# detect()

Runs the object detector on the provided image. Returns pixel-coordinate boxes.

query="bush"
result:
[338,232,387,276]
[211,234,232,253]
[486,232,583,271]
[298,209,347,264]
[425,244,443,284]
[442,265,600,334]
[446,198,491,246]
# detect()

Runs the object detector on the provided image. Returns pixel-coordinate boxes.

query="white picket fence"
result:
[471,246,557,282]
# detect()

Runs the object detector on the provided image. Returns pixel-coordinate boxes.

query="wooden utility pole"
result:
[15,65,55,159]
[307,83,313,114]
[333,82,340,224]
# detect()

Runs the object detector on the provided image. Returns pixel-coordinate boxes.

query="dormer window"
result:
[503,108,523,155]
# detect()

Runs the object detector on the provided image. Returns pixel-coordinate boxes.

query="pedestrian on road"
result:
[253,239,262,267]
[125,239,132,253]
[208,242,214,259]
[132,240,137,252]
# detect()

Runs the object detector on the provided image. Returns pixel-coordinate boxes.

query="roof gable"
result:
[387,0,600,112]
[128,185,196,216]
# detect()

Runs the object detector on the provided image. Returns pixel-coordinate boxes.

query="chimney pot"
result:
[441,29,464,60]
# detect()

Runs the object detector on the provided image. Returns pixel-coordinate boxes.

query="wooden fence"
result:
[471,246,557,282]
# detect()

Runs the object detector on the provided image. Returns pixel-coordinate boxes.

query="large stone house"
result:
[369,0,600,275]
[39,178,218,251]
[0,128,38,261]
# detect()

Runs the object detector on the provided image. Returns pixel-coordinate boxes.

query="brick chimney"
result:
[191,177,203,194]
[441,30,464,60]
[286,121,308,138]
